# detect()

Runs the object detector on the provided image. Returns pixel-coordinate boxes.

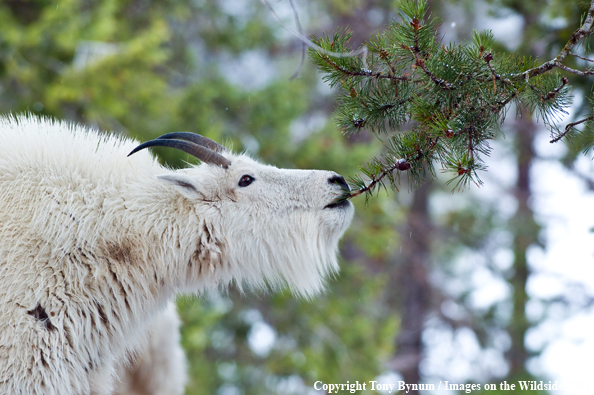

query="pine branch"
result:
[309,0,594,198]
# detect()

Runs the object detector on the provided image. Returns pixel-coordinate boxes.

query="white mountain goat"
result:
[0,115,354,395]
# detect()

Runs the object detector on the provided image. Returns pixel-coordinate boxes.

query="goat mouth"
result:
[324,199,351,209]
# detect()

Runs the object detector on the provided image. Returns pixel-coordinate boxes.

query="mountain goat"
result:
[0,115,354,395]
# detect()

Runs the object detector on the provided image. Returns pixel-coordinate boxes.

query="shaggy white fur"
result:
[0,115,353,395]
[113,302,186,395]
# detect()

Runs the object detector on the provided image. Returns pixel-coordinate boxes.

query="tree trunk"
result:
[508,107,539,376]
[389,181,433,392]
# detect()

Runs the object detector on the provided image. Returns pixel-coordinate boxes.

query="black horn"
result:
[128,139,231,169]
[155,132,228,153]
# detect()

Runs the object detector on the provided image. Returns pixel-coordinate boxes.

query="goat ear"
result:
[158,174,201,200]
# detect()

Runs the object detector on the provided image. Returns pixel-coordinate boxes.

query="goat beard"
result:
[185,210,350,298]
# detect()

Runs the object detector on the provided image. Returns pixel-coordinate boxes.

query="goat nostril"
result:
[328,175,348,189]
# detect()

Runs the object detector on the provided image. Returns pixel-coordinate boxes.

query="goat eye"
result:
[238,175,254,187]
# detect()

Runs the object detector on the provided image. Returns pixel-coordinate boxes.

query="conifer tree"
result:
[309,0,594,197]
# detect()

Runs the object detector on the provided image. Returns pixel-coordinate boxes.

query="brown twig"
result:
[348,158,411,198]
[378,49,398,76]
[555,63,594,76]
[319,54,411,82]
[413,53,455,90]
[526,77,569,101]
[546,77,569,98]
[551,115,594,143]
[514,0,594,79]
[490,90,519,113]
[348,138,439,198]
[483,52,514,92]
[468,128,474,161]
[569,52,594,63]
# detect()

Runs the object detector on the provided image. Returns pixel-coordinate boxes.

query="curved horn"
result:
[128,139,231,169]
[156,132,228,153]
